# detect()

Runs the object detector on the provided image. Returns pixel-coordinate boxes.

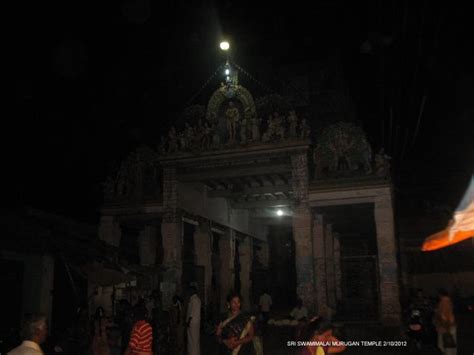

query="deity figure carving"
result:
[168,126,178,153]
[193,119,205,149]
[211,121,221,147]
[201,120,212,150]
[158,136,167,155]
[375,148,391,177]
[300,118,311,139]
[184,123,195,150]
[262,114,274,142]
[362,140,373,174]
[329,130,353,170]
[273,112,285,140]
[178,131,187,151]
[240,116,247,144]
[116,165,128,196]
[287,110,298,139]
[225,101,240,142]
[103,176,116,200]
[250,116,261,142]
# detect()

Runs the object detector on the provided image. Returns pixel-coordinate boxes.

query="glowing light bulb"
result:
[276,210,284,216]
[220,41,230,51]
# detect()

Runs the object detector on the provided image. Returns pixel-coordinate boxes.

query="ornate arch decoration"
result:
[206,84,257,124]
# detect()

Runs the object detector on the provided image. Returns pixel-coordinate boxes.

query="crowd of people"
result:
[5,287,463,355]
[404,288,458,354]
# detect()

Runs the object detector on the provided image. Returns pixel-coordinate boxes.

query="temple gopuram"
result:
[98,70,400,325]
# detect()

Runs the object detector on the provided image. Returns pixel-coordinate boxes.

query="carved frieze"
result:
[313,121,374,179]
[159,85,310,157]
[103,145,161,203]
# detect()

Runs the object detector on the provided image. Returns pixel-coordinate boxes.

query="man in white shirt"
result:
[259,289,272,331]
[8,313,48,355]
[290,298,308,321]
[186,286,201,355]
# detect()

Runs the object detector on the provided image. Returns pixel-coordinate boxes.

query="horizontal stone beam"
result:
[208,185,291,198]
[308,186,392,207]
[178,164,291,182]
[230,198,291,209]
[100,203,164,215]
[309,196,374,207]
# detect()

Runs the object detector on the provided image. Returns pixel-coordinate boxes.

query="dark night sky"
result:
[9,1,474,224]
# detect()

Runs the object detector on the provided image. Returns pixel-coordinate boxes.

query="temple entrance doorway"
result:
[267,224,297,310]
[317,203,379,321]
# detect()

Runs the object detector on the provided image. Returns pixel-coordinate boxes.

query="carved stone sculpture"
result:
[193,119,204,150]
[313,122,373,178]
[251,116,261,142]
[287,110,298,139]
[300,118,311,139]
[158,136,167,155]
[201,121,212,150]
[103,176,116,200]
[264,114,275,141]
[184,123,194,150]
[178,132,187,151]
[273,112,285,140]
[168,126,178,153]
[225,101,240,142]
[375,149,391,177]
[240,116,247,144]
[211,122,221,148]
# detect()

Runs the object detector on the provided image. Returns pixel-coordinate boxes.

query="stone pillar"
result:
[334,233,342,302]
[374,194,401,325]
[194,224,212,306]
[239,237,252,310]
[138,225,157,266]
[324,224,337,311]
[161,166,182,310]
[313,214,330,317]
[98,215,121,247]
[219,230,235,312]
[291,153,315,311]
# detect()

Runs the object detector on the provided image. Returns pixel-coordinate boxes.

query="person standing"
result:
[186,286,201,355]
[258,289,272,328]
[124,305,153,355]
[216,291,255,355]
[433,289,457,355]
[290,298,308,340]
[91,307,111,355]
[171,294,185,354]
[8,313,48,355]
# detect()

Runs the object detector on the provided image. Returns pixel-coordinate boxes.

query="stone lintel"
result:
[308,185,392,207]
[160,140,311,166]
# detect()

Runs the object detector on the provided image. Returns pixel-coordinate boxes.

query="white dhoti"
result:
[187,322,200,355]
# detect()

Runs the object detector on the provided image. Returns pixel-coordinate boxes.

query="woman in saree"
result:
[91,307,111,355]
[216,291,256,355]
